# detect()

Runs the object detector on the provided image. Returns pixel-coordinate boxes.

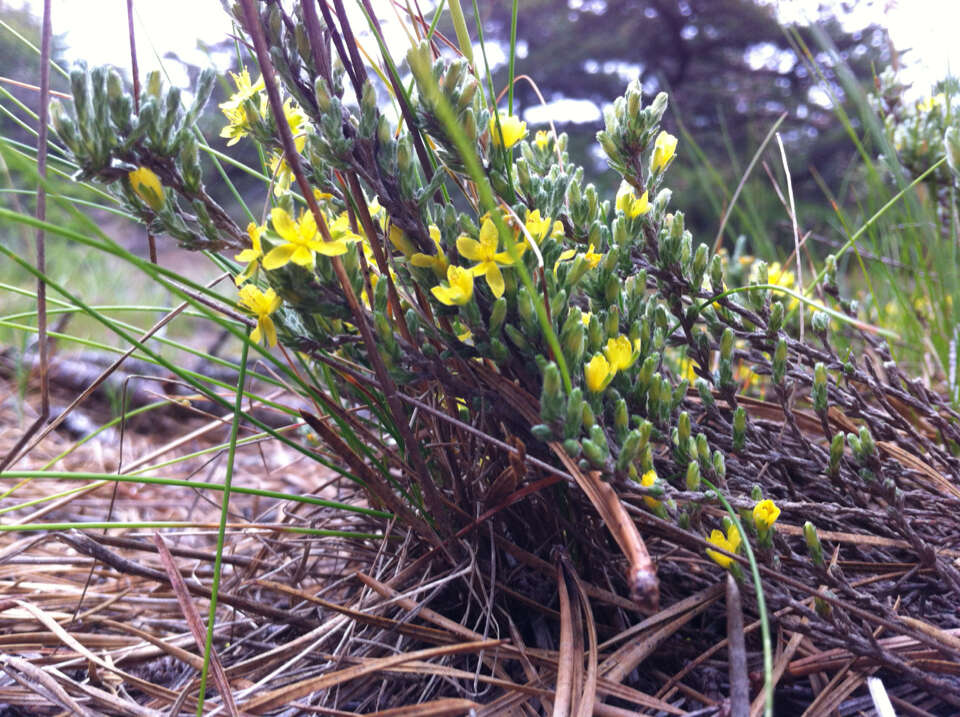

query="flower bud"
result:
[772,338,788,384]
[732,406,746,453]
[804,521,824,567]
[540,362,564,424]
[685,461,701,491]
[829,432,844,476]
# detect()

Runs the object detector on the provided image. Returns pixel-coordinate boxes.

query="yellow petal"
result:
[314,240,348,257]
[457,236,484,261]
[485,263,505,298]
[261,316,277,347]
[263,244,296,270]
[271,207,297,243]
[290,245,315,267]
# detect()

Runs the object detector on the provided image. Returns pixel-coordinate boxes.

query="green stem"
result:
[197,330,249,715]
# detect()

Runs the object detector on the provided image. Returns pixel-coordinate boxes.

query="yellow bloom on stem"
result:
[234,222,265,285]
[534,129,551,150]
[128,167,164,210]
[411,225,449,278]
[651,130,678,173]
[917,93,945,113]
[489,111,527,149]
[678,356,699,383]
[706,524,742,569]
[640,469,661,510]
[431,265,474,306]
[263,207,350,270]
[766,261,795,289]
[553,243,602,277]
[616,183,651,218]
[525,209,564,244]
[585,353,614,393]
[753,499,781,535]
[604,335,636,372]
[582,243,603,269]
[219,67,266,146]
[237,284,281,347]
[456,217,524,299]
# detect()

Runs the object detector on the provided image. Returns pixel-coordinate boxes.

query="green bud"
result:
[751,484,763,501]
[824,254,837,285]
[562,322,585,366]
[812,362,828,413]
[710,254,725,294]
[581,401,596,429]
[768,301,784,335]
[772,338,788,384]
[587,314,604,352]
[696,433,710,462]
[685,461,701,491]
[489,297,507,335]
[614,398,629,438]
[847,433,863,460]
[677,411,691,445]
[858,425,876,458]
[829,432,844,476]
[564,388,585,439]
[504,323,529,351]
[531,424,554,442]
[540,363,564,424]
[696,378,715,409]
[804,521,824,567]
[616,428,643,472]
[582,439,606,469]
[720,327,734,360]
[490,337,509,363]
[732,406,746,453]
[516,286,536,330]
[604,273,621,305]
[563,439,581,457]
[712,450,726,479]
[811,311,830,335]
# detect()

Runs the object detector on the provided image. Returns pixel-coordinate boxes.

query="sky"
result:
[7,0,960,111]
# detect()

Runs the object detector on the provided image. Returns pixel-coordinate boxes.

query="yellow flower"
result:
[234,222,265,285]
[457,325,473,343]
[580,311,593,327]
[237,284,281,347]
[553,243,602,277]
[534,129,551,150]
[263,207,353,270]
[767,262,795,289]
[431,265,474,306]
[753,499,781,534]
[705,524,741,569]
[651,130,678,173]
[388,224,416,258]
[525,209,564,244]
[411,225,449,278]
[640,469,660,510]
[584,353,614,393]
[604,335,636,372]
[678,356,699,383]
[219,66,266,146]
[917,93,945,113]
[616,183,651,218]
[456,217,525,299]
[582,243,603,268]
[128,167,164,210]
[489,111,527,149]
